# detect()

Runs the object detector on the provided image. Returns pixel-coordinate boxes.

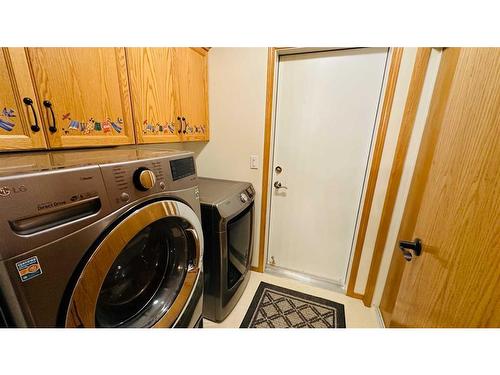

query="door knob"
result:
[399,238,422,262]
[273,181,287,189]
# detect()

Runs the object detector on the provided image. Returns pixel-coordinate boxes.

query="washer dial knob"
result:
[133,167,156,191]
[240,192,248,203]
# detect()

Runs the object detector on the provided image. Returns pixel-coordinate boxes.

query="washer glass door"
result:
[65,200,202,328]
[96,217,188,327]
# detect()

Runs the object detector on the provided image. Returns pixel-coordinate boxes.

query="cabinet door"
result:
[126,48,182,143]
[0,48,47,151]
[173,48,209,141]
[28,48,135,148]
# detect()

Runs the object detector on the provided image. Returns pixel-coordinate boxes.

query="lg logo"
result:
[0,185,27,197]
[0,186,10,196]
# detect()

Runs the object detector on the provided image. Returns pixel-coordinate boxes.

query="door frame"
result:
[361,48,433,306]
[255,48,403,294]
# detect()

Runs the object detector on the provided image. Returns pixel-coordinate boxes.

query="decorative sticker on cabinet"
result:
[142,120,175,135]
[16,256,43,282]
[62,116,123,135]
[83,118,95,134]
[2,107,16,118]
[0,107,16,132]
[68,120,79,130]
[111,121,122,133]
[102,119,112,133]
[0,118,15,132]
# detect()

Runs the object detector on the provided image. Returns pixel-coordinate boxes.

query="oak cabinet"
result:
[0,47,209,152]
[0,48,47,151]
[173,48,209,142]
[127,47,209,144]
[27,48,135,148]
[126,48,181,143]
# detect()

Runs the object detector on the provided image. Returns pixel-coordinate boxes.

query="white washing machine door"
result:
[65,200,203,328]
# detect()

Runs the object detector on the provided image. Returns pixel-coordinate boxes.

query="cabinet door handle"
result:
[43,100,57,133]
[23,97,40,132]
[182,117,187,134]
[177,116,183,134]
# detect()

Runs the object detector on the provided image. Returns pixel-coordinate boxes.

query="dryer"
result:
[197,177,254,322]
[0,146,203,328]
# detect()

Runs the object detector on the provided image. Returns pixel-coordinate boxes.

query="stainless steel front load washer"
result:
[0,146,203,328]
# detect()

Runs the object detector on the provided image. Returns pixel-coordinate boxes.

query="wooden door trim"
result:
[379,48,461,325]
[255,47,277,272]
[346,48,403,297]
[191,47,209,56]
[361,48,432,307]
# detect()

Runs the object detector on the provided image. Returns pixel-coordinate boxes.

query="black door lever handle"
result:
[399,238,422,261]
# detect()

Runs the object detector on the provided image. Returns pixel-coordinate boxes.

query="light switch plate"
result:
[250,155,258,169]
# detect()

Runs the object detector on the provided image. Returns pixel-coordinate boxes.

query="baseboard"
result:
[374,306,386,328]
[265,264,346,294]
[346,290,364,300]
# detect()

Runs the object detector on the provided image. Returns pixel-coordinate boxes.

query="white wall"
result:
[183,48,268,268]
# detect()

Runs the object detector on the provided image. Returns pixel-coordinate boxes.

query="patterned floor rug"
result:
[240,282,346,328]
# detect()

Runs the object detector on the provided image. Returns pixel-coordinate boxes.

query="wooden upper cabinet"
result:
[27,48,135,148]
[127,47,209,144]
[126,48,182,143]
[173,48,209,141]
[0,48,47,151]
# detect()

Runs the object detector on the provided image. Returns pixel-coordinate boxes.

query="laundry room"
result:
[1,3,499,375]
[0,46,406,329]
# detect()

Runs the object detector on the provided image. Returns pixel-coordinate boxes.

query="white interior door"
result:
[267,48,388,285]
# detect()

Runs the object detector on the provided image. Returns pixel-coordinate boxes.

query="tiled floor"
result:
[204,271,381,328]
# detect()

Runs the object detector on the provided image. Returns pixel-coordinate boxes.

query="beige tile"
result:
[203,271,380,328]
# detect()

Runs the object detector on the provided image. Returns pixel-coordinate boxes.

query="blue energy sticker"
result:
[16,256,43,282]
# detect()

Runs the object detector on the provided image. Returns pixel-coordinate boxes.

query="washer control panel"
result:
[100,155,197,210]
